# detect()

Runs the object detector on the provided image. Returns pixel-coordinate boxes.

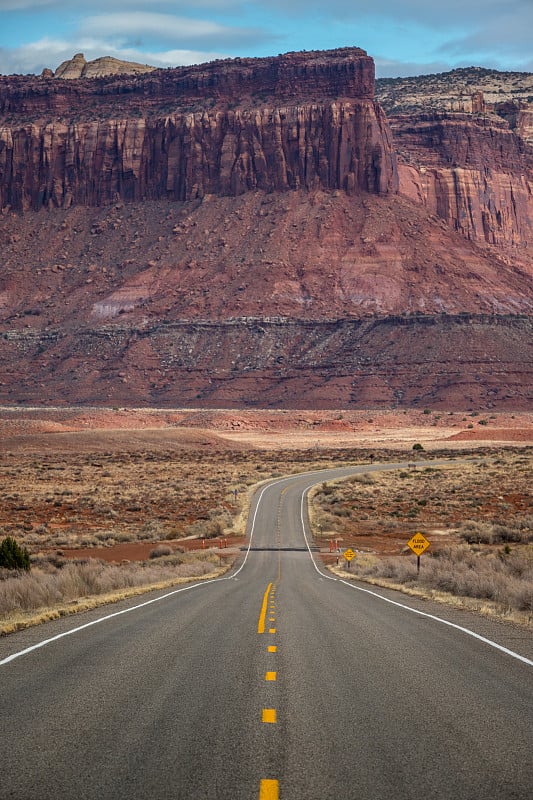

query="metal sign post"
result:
[343,548,356,570]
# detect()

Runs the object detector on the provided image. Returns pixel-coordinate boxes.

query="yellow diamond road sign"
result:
[343,548,356,561]
[408,533,430,555]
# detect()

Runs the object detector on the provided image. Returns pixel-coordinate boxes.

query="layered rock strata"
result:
[1,315,530,410]
[0,50,532,410]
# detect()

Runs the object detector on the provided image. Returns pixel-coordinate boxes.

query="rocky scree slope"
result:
[0,49,532,409]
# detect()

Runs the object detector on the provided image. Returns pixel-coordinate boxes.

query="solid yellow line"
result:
[259,779,279,800]
[262,708,277,723]
[257,583,273,634]
[265,671,277,681]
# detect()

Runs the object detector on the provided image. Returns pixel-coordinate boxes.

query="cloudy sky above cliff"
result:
[0,0,531,77]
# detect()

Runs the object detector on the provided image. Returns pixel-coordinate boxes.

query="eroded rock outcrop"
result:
[0,50,532,410]
[54,53,156,80]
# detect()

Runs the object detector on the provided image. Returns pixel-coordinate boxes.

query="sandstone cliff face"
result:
[1,48,375,118]
[0,102,396,211]
[0,49,396,211]
[391,114,533,255]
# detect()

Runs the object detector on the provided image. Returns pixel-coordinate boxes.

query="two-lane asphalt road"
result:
[1,461,532,799]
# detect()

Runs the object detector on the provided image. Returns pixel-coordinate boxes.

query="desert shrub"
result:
[367,556,418,582]
[511,584,533,612]
[149,545,173,559]
[351,473,375,485]
[460,519,532,545]
[0,536,30,571]
[460,521,495,544]
[412,443,424,451]
[492,524,529,543]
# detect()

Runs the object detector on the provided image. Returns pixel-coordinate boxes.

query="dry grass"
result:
[0,442,367,630]
[1,417,531,629]
[334,547,533,617]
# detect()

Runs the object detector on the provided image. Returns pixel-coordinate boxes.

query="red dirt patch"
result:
[54,536,244,563]
[447,428,533,442]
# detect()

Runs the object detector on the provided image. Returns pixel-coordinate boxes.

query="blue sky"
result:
[1,1,531,78]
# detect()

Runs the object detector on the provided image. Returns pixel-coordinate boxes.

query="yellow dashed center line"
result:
[262,708,277,723]
[259,779,279,799]
[258,575,280,797]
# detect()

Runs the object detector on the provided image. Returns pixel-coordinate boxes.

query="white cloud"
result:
[262,0,523,27]
[79,12,266,47]
[0,1,241,9]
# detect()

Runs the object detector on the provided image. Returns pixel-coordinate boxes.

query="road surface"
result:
[1,461,532,799]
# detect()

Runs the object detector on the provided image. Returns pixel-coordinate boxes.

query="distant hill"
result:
[376,66,533,116]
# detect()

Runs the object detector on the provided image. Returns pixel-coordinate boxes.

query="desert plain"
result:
[1,405,531,549]
[0,406,531,631]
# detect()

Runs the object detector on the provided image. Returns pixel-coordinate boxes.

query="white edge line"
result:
[301,487,336,580]
[300,484,533,669]
[0,578,225,666]
[338,579,533,667]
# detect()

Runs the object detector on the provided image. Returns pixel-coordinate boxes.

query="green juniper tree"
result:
[0,536,31,571]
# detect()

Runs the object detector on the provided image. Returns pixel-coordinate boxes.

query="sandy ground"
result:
[0,406,532,453]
